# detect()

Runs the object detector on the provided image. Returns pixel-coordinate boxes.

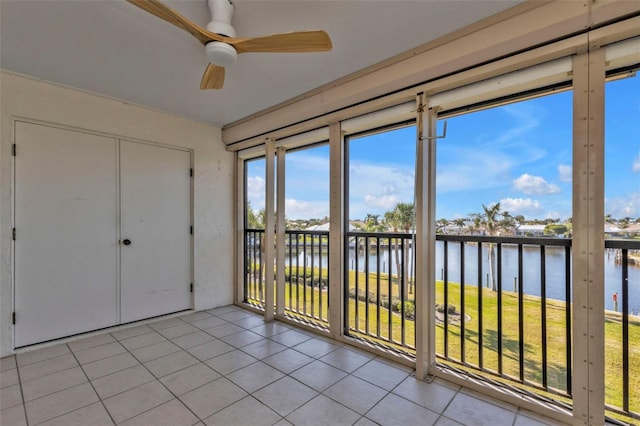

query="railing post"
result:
[275,146,286,317]
[621,248,629,413]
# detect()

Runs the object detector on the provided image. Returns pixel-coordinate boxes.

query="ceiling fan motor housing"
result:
[205,41,238,67]
[206,0,236,37]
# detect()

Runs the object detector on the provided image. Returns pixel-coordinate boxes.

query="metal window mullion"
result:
[572,47,605,425]
[237,155,246,305]
[329,122,344,338]
[415,100,437,379]
[263,140,276,321]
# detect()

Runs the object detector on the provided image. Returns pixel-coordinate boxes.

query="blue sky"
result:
[247,73,639,221]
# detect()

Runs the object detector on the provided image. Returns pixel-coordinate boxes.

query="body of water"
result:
[285,240,639,314]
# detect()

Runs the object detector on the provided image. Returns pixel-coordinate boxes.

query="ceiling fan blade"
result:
[200,64,225,89]
[127,0,223,45]
[231,30,332,54]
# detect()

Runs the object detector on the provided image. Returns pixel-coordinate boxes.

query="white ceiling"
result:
[0,0,523,128]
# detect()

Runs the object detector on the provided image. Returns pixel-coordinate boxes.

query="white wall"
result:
[0,72,234,356]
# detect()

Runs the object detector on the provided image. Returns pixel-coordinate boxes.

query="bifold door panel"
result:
[120,141,191,323]
[14,122,119,347]
[13,122,191,347]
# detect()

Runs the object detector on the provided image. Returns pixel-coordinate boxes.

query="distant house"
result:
[515,224,546,237]
[305,222,357,232]
[604,223,622,237]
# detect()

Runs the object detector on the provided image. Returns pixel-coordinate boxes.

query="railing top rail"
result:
[437,234,572,247]
[605,239,640,249]
[245,228,330,236]
[346,231,414,239]
[284,230,330,236]
[249,228,639,249]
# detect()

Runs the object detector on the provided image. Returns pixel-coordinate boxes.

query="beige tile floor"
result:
[0,305,565,426]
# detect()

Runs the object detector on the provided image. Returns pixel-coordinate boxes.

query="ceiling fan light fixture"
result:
[205,41,237,67]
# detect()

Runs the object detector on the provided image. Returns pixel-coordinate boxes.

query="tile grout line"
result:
[19,345,121,425]
[113,324,231,425]
[11,307,527,426]
[6,309,237,425]
[65,341,118,426]
[13,354,30,426]
[107,308,289,424]
[356,357,411,425]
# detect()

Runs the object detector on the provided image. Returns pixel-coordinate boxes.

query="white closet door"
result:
[14,122,118,347]
[120,140,191,323]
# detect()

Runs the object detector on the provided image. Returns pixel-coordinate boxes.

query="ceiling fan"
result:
[127,0,332,89]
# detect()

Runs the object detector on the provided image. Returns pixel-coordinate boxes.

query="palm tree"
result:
[355,213,385,263]
[436,218,450,234]
[385,203,415,296]
[246,201,263,229]
[452,218,467,234]
[477,203,516,291]
[361,213,385,232]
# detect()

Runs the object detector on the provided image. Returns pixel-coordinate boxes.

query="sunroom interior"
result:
[1,1,639,425]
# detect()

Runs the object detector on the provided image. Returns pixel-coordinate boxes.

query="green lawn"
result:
[247,269,640,422]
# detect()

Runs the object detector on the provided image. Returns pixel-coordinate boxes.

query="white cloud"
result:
[545,211,561,220]
[246,176,265,209]
[285,199,328,220]
[558,164,572,182]
[606,192,640,218]
[499,197,544,216]
[348,161,415,218]
[513,174,560,195]
[633,152,640,172]
[436,150,514,193]
[364,194,400,209]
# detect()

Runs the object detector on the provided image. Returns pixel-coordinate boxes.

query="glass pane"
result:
[604,70,640,421]
[435,90,573,399]
[345,124,417,354]
[283,144,330,324]
[244,158,266,306]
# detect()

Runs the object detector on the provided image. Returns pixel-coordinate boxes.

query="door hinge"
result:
[190,283,193,293]
[190,168,193,177]
[12,144,16,156]
[12,228,16,241]
[12,312,16,325]
[190,226,193,235]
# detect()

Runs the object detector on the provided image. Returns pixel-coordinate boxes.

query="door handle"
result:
[122,239,132,246]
